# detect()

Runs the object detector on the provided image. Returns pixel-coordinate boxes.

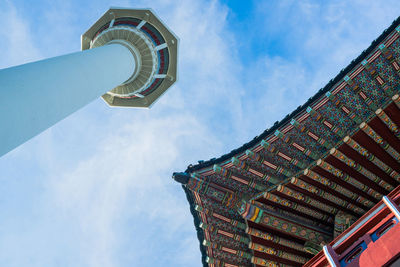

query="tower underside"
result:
[174,17,400,267]
[81,7,178,108]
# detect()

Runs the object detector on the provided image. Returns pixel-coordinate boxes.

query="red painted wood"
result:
[251,241,304,266]
[299,174,370,210]
[312,166,377,203]
[326,155,389,195]
[257,197,332,227]
[304,186,400,267]
[247,220,305,244]
[273,189,334,217]
[359,224,400,267]
[353,130,400,174]
[384,102,400,126]
[369,117,400,153]
[250,235,311,257]
[286,183,359,217]
[339,143,398,186]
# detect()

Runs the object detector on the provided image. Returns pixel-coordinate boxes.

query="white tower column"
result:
[0,8,178,157]
[0,43,135,157]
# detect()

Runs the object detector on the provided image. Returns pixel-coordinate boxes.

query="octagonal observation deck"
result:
[81,7,178,108]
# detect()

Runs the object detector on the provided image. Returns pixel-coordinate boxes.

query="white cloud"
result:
[233,0,400,138]
[46,113,213,266]
[2,1,400,267]
[0,2,41,68]
[0,0,240,266]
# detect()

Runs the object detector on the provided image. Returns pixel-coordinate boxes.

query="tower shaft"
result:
[0,43,135,156]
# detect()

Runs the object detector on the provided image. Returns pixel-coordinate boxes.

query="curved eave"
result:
[183,186,209,267]
[186,15,400,174]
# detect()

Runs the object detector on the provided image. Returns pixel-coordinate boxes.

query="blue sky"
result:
[1,1,400,266]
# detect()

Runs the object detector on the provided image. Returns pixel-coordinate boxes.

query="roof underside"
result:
[177,16,400,267]
[185,16,400,174]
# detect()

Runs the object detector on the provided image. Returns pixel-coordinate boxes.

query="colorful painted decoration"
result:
[174,19,400,267]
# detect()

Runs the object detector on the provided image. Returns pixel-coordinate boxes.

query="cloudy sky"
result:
[1,1,400,266]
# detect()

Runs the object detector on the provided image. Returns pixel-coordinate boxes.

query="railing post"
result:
[383,196,400,221]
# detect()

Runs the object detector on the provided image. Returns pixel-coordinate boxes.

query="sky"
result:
[0,1,400,266]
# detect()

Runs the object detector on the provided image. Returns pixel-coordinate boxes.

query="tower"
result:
[0,7,178,157]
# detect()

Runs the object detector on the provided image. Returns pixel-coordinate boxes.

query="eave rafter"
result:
[212,164,268,192]
[251,99,400,263]
[229,96,400,265]
[259,139,309,169]
[251,199,332,233]
[260,97,400,215]
[262,190,333,224]
[343,135,400,183]
[303,168,375,209]
[249,241,308,265]
[246,227,306,254]
[176,20,400,267]
[231,156,287,185]
[238,201,332,244]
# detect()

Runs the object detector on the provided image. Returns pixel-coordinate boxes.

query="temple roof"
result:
[175,16,400,267]
[185,16,400,174]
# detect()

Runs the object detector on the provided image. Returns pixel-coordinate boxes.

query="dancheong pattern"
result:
[371,55,400,90]
[249,242,308,264]
[174,17,400,267]
[290,177,366,215]
[344,136,400,182]
[251,200,332,232]
[334,84,372,120]
[246,227,305,252]
[360,122,400,161]
[354,71,388,107]
[317,159,383,200]
[330,148,394,191]
[304,169,374,208]
[376,108,400,138]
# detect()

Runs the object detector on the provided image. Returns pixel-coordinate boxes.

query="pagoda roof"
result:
[185,15,400,174]
[175,16,400,267]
